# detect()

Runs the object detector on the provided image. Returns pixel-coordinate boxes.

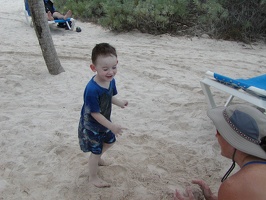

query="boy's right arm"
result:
[91,112,124,136]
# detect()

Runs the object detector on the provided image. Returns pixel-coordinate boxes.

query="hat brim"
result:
[207,106,266,159]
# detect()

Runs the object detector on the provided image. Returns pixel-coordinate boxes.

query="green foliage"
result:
[54,0,106,21]
[212,0,266,42]
[99,0,136,31]
[99,0,196,34]
[54,0,266,42]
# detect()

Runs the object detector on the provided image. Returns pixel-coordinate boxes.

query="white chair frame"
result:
[200,71,266,110]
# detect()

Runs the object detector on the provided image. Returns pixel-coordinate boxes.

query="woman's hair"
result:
[260,136,266,152]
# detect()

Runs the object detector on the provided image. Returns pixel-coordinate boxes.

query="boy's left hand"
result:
[121,100,128,108]
[110,124,127,136]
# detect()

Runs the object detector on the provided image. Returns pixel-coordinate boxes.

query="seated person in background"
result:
[174,104,266,200]
[44,0,72,21]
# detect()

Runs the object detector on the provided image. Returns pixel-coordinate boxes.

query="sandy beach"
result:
[1,1,266,199]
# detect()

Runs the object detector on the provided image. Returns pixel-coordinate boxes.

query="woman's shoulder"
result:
[218,165,266,199]
[238,163,266,178]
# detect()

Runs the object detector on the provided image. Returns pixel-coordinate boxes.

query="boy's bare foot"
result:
[98,158,111,166]
[47,11,54,21]
[90,177,111,188]
[64,10,72,20]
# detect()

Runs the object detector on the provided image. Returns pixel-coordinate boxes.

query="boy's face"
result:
[90,54,118,82]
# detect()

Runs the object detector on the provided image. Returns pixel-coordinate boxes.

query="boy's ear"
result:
[90,64,97,72]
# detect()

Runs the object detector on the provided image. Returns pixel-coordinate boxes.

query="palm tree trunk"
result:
[28,0,65,75]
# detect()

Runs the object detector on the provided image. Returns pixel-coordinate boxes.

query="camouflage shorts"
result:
[78,127,116,154]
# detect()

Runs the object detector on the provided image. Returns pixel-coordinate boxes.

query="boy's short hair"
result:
[91,43,117,65]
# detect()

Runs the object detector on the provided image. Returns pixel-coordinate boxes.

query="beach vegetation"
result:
[54,0,266,43]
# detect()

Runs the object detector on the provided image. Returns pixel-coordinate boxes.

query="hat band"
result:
[223,110,260,145]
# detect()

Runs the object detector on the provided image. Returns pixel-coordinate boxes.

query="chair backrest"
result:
[237,74,266,90]
[210,71,266,99]
[24,0,31,16]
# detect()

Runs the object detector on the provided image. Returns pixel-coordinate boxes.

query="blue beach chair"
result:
[200,71,266,110]
[24,0,75,31]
